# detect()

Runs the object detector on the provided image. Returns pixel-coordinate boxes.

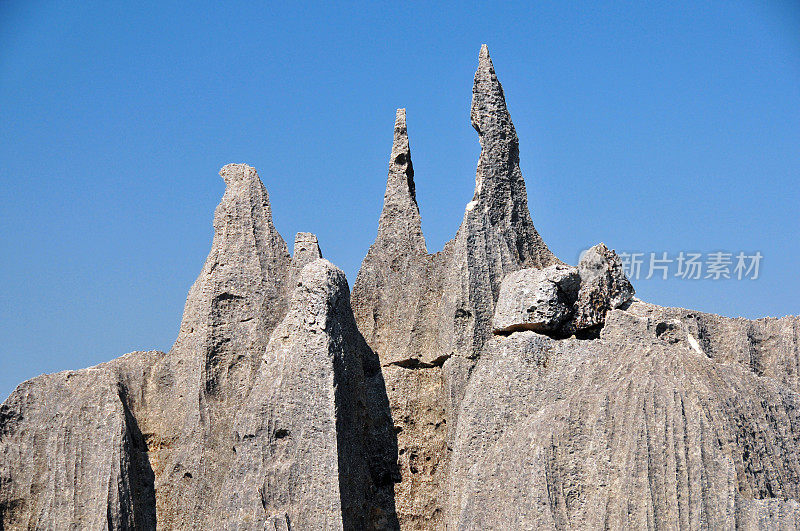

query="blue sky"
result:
[1,1,798,400]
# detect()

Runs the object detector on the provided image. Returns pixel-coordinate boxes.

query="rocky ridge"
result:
[1,46,798,530]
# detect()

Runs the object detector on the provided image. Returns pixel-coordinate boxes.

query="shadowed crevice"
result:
[117,387,157,530]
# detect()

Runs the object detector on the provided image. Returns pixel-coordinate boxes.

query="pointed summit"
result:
[471,44,512,140]
[172,164,291,366]
[289,232,323,286]
[352,110,429,360]
[375,108,426,253]
[463,45,557,269]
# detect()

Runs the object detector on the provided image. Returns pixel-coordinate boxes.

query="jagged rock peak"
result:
[376,108,425,253]
[462,44,558,269]
[290,232,323,286]
[165,161,292,442]
[173,163,290,350]
[471,44,513,139]
[293,232,322,261]
[219,162,259,186]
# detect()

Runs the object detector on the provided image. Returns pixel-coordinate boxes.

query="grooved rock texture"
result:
[145,163,294,527]
[218,259,396,530]
[352,45,560,529]
[450,304,800,529]
[2,45,799,531]
[1,164,398,530]
[0,351,162,529]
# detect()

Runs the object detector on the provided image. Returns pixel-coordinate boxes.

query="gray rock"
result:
[492,265,580,334]
[217,259,390,530]
[289,232,322,288]
[352,108,449,528]
[2,45,799,531]
[351,45,561,529]
[450,302,800,529]
[0,350,163,529]
[568,242,635,332]
[146,163,294,527]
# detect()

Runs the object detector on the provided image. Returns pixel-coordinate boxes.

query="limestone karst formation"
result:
[1,45,799,530]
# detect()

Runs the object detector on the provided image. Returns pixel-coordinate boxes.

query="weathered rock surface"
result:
[0,351,162,529]
[451,304,800,529]
[492,265,580,334]
[145,163,294,527]
[289,231,323,287]
[569,242,635,332]
[352,45,560,529]
[2,45,798,531]
[1,164,398,530]
[218,258,397,530]
[492,243,634,337]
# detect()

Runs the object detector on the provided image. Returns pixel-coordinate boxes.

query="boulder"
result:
[569,243,635,331]
[492,265,580,334]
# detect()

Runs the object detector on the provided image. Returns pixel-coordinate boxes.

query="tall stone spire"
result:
[352,109,428,353]
[150,163,293,527]
[440,45,560,370]
[352,48,563,529]
[375,108,425,254]
[465,44,557,268]
[171,163,292,396]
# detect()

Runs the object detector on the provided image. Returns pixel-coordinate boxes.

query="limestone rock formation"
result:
[569,242,635,332]
[351,45,561,529]
[2,45,798,531]
[451,305,800,529]
[492,243,634,337]
[0,351,162,529]
[218,258,394,530]
[0,164,397,530]
[492,265,580,334]
[145,163,294,527]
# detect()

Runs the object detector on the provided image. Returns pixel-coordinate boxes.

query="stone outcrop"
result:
[218,258,396,529]
[144,163,294,527]
[0,164,397,530]
[2,45,799,531]
[0,351,162,529]
[352,45,561,529]
[492,264,580,334]
[569,242,635,332]
[492,243,634,337]
[450,305,800,529]
[289,232,323,287]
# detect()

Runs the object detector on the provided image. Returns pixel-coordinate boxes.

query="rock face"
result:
[145,163,294,527]
[351,45,560,529]
[0,164,397,530]
[492,265,580,334]
[0,351,162,529]
[218,259,395,529]
[492,243,634,337]
[451,306,800,529]
[2,45,799,531]
[289,231,323,286]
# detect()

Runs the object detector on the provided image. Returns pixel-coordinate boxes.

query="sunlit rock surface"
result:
[2,46,798,530]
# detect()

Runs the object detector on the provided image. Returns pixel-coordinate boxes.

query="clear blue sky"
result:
[1,1,798,401]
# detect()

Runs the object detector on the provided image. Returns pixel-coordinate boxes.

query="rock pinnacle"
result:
[374,108,426,254]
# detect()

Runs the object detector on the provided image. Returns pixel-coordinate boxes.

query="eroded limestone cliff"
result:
[1,46,798,530]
